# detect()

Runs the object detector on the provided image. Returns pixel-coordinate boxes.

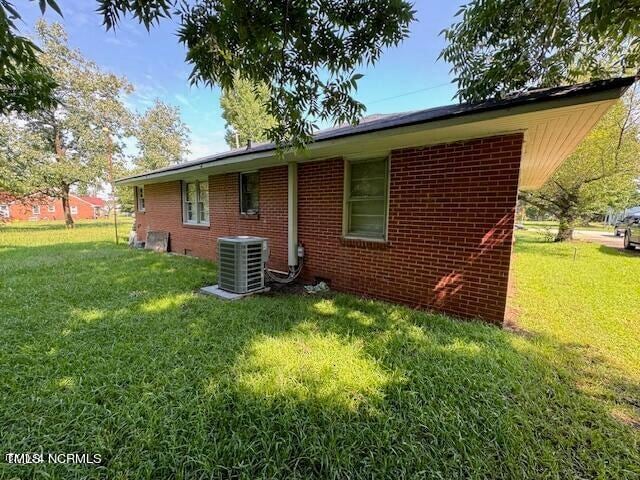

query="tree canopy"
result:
[441,0,640,102]
[0,21,133,226]
[520,93,640,241]
[134,100,190,171]
[220,74,276,149]
[1,0,415,149]
[0,0,59,114]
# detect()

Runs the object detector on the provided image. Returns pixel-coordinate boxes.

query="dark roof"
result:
[118,76,635,183]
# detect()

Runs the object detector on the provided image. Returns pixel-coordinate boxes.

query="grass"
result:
[522,220,611,232]
[0,221,638,479]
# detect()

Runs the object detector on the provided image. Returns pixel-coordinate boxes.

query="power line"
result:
[366,82,452,105]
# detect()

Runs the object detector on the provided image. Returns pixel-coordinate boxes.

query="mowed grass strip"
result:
[0,222,638,479]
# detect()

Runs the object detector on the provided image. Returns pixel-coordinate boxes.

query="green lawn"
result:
[1,222,638,479]
[522,220,611,232]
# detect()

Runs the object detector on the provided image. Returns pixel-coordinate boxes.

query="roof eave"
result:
[116,76,635,187]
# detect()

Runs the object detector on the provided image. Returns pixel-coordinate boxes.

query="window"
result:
[70,206,78,215]
[32,205,40,215]
[0,205,8,218]
[182,180,209,225]
[136,186,145,212]
[239,172,259,214]
[48,204,55,213]
[343,157,389,240]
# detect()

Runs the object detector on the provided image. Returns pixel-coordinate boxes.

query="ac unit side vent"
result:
[217,236,269,294]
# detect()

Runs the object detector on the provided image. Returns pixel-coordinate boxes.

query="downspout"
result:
[288,162,298,268]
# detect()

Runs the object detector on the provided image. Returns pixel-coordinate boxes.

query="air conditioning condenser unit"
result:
[217,236,269,294]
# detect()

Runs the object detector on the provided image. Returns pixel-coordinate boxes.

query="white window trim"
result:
[0,204,9,217]
[48,204,56,213]
[32,205,41,215]
[342,156,390,242]
[239,171,260,215]
[136,186,145,212]
[70,206,78,215]
[182,179,210,226]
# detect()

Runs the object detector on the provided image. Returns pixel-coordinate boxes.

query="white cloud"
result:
[127,82,169,110]
[105,36,127,46]
[188,130,228,160]
[174,94,194,110]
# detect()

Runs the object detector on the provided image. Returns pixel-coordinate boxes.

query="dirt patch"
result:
[611,408,640,430]
[263,281,306,296]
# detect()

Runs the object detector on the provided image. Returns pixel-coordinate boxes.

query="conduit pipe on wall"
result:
[265,161,303,284]
[288,162,299,268]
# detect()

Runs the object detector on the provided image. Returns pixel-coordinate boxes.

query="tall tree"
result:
[0,21,132,227]
[220,74,276,149]
[440,0,639,102]
[135,100,190,171]
[520,96,640,241]
[2,0,415,149]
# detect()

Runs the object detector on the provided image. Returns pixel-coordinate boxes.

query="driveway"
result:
[573,229,625,249]
[525,226,638,253]
[572,229,640,255]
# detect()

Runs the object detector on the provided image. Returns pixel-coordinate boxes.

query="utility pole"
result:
[103,127,119,245]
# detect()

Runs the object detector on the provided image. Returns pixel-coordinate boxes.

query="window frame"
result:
[182,179,210,226]
[239,171,260,215]
[342,157,390,242]
[32,205,41,215]
[136,186,145,212]
[70,205,78,215]
[48,204,55,213]
[0,204,8,217]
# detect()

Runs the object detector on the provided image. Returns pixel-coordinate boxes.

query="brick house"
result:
[0,194,106,222]
[116,77,634,324]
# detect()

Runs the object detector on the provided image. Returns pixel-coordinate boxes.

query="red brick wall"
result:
[136,134,522,323]
[5,196,99,221]
[298,134,522,323]
[136,166,288,270]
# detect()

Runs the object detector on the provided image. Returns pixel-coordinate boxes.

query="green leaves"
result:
[220,73,276,149]
[134,100,190,171]
[2,0,413,149]
[2,21,133,211]
[0,1,60,114]
[441,0,640,103]
[38,0,63,17]
[175,0,415,149]
[97,0,174,31]
[521,95,640,231]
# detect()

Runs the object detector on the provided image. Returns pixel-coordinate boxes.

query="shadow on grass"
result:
[0,220,125,232]
[513,235,574,258]
[1,242,639,479]
[597,244,640,257]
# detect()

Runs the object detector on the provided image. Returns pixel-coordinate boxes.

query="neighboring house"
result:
[0,195,106,221]
[116,77,634,324]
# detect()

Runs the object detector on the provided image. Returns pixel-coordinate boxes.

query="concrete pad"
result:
[199,284,269,300]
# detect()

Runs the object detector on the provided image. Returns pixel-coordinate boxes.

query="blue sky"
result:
[18,0,460,160]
